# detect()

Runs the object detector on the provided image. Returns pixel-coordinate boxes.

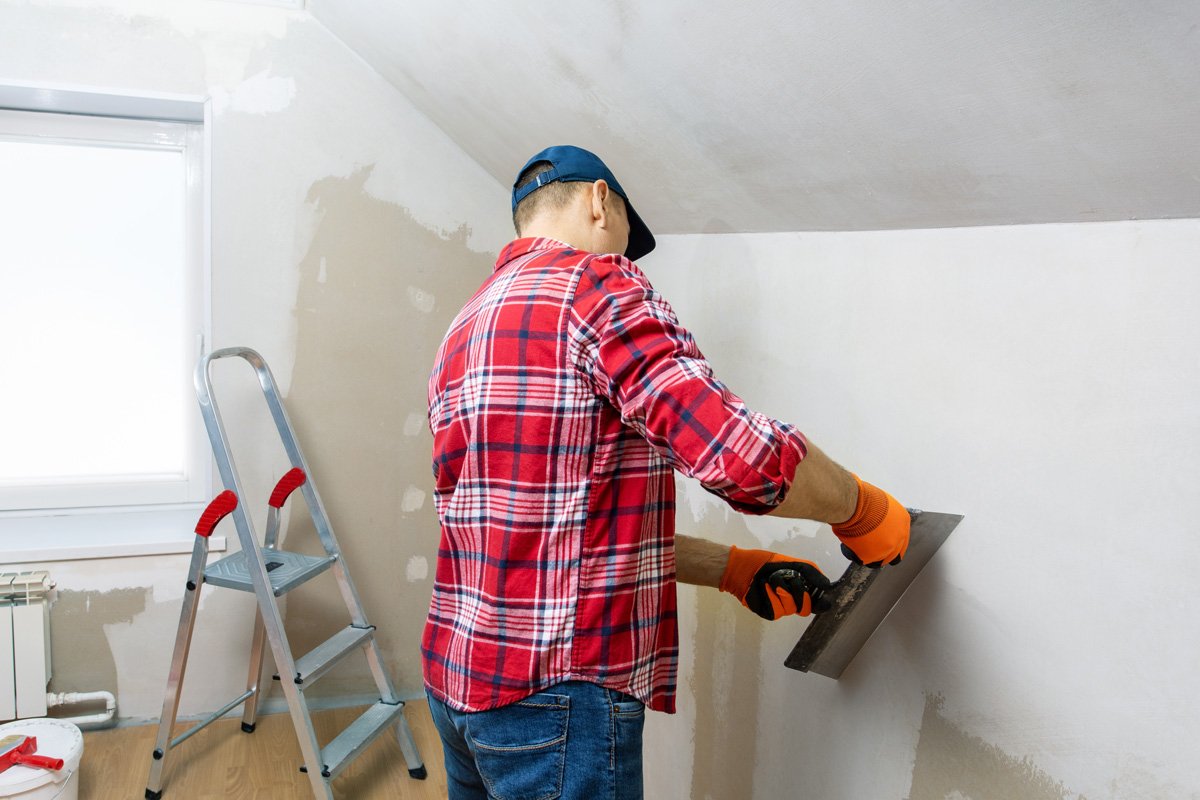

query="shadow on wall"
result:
[279,165,495,699]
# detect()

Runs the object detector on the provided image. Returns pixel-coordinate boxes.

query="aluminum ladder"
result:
[145,347,426,800]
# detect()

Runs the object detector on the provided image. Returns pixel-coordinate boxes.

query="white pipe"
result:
[45,690,117,730]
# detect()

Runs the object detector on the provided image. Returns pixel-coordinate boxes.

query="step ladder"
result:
[145,347,426,800]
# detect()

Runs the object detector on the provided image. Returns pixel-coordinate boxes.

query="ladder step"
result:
[204,548,336,596]
[282,625,375,688]
[317,700,405,780]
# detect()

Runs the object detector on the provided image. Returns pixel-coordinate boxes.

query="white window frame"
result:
[0,85,221,561]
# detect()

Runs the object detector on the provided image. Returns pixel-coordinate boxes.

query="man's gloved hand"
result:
[832,475,910,567]
[719,546,833,620]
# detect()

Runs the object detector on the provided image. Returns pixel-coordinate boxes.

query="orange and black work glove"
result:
[719,546,833,620]
[832,475,910,567]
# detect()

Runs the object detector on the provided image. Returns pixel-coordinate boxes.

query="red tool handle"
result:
[4,738,64,772]
[195,490,238,537]
[14,753,63,770]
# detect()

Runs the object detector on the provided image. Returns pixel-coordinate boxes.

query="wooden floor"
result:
[80,700,448,799]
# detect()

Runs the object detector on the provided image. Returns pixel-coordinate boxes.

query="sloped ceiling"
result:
[309,0,1199,234]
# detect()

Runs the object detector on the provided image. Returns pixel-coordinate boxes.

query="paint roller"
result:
[0,735,64,775]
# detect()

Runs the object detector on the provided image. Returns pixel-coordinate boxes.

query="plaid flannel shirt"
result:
[423,238,809,713]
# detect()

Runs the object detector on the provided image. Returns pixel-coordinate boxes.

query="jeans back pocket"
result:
[468,692,570,800]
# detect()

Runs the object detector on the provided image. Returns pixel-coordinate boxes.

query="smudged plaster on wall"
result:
[679,474,826,551]
[402,411,426,437]
[20,0,295,38]
[47,589,146,706]
[688,576,765,800]
[197,8,510,396]
[10,556,259,721]
[405,556,428,583]
[0,1,286,101]
[679,478,874,800]
[908,694,1084,800]
[212,68,296,115]
[277,166,495,699]
[674,496,903,800]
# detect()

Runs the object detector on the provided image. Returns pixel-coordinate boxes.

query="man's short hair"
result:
[512,161,588,235]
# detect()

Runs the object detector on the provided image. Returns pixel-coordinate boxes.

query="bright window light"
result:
[0,109,207,512]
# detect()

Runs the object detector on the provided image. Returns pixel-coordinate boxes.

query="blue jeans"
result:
[427,681,646,800]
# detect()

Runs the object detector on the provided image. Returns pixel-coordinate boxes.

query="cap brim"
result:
[625,203,655,261]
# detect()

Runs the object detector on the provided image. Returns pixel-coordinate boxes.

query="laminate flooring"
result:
[78,700,447,799]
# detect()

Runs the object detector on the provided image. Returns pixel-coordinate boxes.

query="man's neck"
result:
[520,223,594,254]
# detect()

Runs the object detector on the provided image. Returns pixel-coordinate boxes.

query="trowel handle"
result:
[14,753,63,770]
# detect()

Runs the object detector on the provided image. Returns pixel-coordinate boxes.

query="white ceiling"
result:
[309,0,1199,235]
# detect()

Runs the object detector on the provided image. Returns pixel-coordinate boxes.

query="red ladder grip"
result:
[269,468,307,509]
[195,490,238,537]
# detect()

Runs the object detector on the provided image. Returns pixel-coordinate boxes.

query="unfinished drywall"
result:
[642,220,1200,800]
[39,560,261,720]
[279,165,495,699]
[0,0,510,720]
[46,589,146,701]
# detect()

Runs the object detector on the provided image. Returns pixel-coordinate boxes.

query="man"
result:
[423,145,910,799]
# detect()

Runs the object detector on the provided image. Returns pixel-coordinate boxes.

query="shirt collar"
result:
[494,237,575,272]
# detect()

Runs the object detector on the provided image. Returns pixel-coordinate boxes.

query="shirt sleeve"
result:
[568,254,808,514]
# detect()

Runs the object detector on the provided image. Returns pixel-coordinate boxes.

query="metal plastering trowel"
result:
[785,510,963,678]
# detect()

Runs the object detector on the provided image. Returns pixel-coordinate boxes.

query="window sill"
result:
[0,505,227,564]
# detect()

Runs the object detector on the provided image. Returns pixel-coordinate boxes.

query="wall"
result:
[0,0,510,720]
[641,219,1200,799]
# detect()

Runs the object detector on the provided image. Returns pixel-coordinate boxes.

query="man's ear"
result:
[590,180,610,225]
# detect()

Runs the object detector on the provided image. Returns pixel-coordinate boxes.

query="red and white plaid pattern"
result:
[423,238,808,713]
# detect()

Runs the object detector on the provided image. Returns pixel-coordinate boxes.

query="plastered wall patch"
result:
[214,68,297,115]
[401,485,426,513]
[742,512,823,549]
[907,694,1086,800]
[403,411,427,437]
[407,285,436,314]
[48,588,147,701]
[678,474,727,523]
[406,556,429,582]
[688,588,766,800]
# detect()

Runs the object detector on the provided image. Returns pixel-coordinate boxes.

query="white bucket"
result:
[0,719,83,800]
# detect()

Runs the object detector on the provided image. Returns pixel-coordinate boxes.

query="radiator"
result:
[0,571,52,721]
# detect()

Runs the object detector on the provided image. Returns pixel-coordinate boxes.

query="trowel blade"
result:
[784,510,963,678]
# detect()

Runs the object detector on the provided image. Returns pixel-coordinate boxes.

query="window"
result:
[0,89,214,559]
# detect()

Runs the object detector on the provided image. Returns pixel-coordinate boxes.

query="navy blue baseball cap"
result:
[512,145,656,261]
